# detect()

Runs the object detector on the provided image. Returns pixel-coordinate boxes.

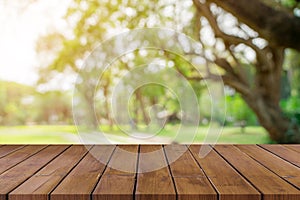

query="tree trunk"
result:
[84,92,99,129]
[135,88,150,125]
[243,94,300,143]
[103,85,113,129]
[242,47,300,143]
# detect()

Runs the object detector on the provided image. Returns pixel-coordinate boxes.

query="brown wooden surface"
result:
[93,145,137,200]
[0,145,46,174]
[0,146,67,200]
[9,145,90,200]
[236,145,300,189]
[136,145,176,200]
[214,145,300,200]
[51,145,112,200]
[284,145,300,153]
[260,144,300,167]
[190,145,260,200]
[164,145,216,200]
[0,145,298,200]
[0,145,24,159]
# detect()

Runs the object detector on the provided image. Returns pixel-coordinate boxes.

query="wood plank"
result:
[0,145,67,200]
[136,145,176,200]
[0,145,46,175]
[50,145,115,200]
[93,145,139,200]
[164,145,217,200]
[214,145,300,200]
[236,145,300,189]
[259,145,300,167]
[190,145,260,200]
[9,145,90,200]
[0,145,25,159]
[283,145,300,153]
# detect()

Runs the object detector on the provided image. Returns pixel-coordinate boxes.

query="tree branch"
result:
[193,1,261,52]
[206,0,300,51]
[193,0,276,71]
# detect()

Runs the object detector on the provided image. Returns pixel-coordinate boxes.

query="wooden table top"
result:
[0,145,299,200]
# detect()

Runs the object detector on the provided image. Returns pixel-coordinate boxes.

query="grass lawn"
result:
[0,125,78,144]
[0,125,273,144]
[159,125,272,144]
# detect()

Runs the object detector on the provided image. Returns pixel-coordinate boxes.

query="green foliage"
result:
[31,0,300,143]
[279,0,300,8]
[280,96,300,127]
[281,49,300,126]
[281,96,300,113]
[34,91,72,124]
[225,94,257,126]
[284,49,300,96]
[0,81,35,125]
[0,81,72,125]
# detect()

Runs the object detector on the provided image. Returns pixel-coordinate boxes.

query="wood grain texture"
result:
[0,145,46,175]
[236,145,300,189]
[259,144,300,167]
[0,146,67,200]
[214,145,300,200]
[190,145,260,200]
[284,145,300,153]
[164,145,217,200]
[50,145,114,200]
[136,145,176,200]
[0,145,298,200]
[9,145,90,200]
[0,145,24,159]
[93,145,138,200]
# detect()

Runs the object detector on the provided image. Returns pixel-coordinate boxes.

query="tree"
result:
[0,81,36,125]
[206,0,300,51]
[34,91,72,124]
[192,0,300,142]
[39,0,300,142]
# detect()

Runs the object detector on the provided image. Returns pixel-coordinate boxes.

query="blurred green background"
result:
[1,0,300,144]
